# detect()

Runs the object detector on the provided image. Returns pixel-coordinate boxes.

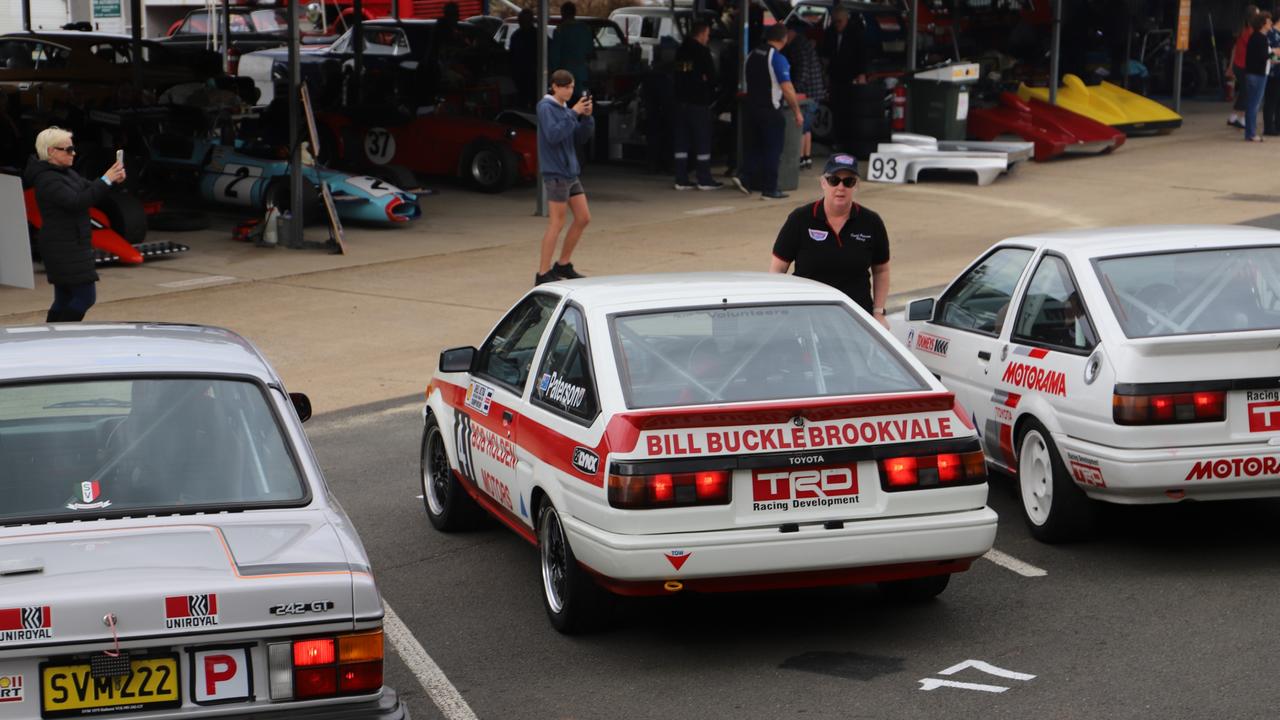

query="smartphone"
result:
[115,149,123,166]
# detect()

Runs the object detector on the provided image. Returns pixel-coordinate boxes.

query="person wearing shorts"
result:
[536,69,595,285]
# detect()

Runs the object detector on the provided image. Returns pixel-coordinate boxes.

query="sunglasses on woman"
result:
[52,146,76,154]
[823,175,856,188]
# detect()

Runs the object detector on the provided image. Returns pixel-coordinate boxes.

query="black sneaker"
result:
[553,262,585,279]
[730,176,751,195]
[674,181,697,191]
[697,180,724,190]
[535,271,558,285]
[760,191,789,200]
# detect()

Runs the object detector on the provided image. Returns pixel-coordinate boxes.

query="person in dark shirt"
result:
[1244,11,1272,141]
[820,8,867,151]
[509,9,539,109]
[770,154,890,325]
[673,21,722,190]
[734,24,802,200]
[1264,9,1280,136]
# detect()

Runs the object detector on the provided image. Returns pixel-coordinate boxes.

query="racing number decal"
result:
[364,128,396,165]
[346,175,396,197]
[868,157,898,181]
[213,164,263,206]
[454,410,476,483]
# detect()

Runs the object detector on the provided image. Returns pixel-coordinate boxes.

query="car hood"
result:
[0,515,372,649]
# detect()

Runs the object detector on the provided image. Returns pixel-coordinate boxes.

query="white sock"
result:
[1230,113,1240,121]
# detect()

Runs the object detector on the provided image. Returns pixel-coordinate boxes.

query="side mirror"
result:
[439,346,477,373]
[290,392,313,423]
[907,298,935,322]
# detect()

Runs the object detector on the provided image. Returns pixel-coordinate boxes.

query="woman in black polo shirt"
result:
[768,154,891,327]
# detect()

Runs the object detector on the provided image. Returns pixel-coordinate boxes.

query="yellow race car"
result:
[1018,74,1182,135]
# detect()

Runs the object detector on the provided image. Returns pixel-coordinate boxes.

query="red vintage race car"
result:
[967,92,1125,162]
[24,188,189,266]
[318,106,537,193]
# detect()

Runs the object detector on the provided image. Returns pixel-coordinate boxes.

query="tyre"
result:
[461,142,517,193]
[1016,418,1096,543]
[99,191,147,246]
[538,501,614,634]
[419,414,480,532]
[148,210,209,232]
[811,101,835,144]
[878,573,950,602]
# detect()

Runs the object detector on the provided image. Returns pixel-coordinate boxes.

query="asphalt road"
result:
[304,397,1280,720]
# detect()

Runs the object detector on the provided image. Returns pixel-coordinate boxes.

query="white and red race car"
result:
[420,273,998,632]
[895,226,1280,543]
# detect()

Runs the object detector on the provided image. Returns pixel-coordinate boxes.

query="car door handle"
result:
[977,351,991,361]
[502,410,514,423]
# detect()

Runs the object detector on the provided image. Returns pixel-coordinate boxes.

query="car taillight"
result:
[608,470,731,508]
[878,450,986,491]
[268,630,385,701]
[1113,390,1225,425]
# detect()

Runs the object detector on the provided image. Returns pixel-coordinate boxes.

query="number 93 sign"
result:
[865,154,903,183]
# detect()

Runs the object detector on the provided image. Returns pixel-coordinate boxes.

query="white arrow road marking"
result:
[384,602,478,720]
[983,549,1047,577]
[938,659,1037,681]
[918,678,1011,693]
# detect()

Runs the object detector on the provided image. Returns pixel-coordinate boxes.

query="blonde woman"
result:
[25,127,125,322]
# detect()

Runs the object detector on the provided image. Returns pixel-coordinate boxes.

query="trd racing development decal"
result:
[269,601,335,616]
[665,551,691,571]
[0,607,52,644]
[1185,456,1280,481]
[66,479,111,511]
[454,411,515,512]
[1001,347,1066,397]
[0,675,23,703]
[639,412,956,457]
[572,447,600,476]
[913,331,950,357]
[465,380,494,415]
[1247,390,1280,433]
[165,594,219,629]
[752,466,859,512]
[537,371,587,410]
[1066,452,1106,488]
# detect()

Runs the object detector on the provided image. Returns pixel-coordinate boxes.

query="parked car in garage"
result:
[0,322,408,719]
[157,6,328,74]
[896,226,1280,543]
[493,15,635,94]
[420,273,998,632]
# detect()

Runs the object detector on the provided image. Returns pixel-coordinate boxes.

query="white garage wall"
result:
[0,0,71,33]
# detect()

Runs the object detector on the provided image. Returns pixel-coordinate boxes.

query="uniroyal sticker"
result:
[537,371,587,409]
[640,412,955,457]
[752,466,860,512]
[572,446,599,475]
[464,381,494,415]
[665,550,691,571]
[1185,456,1280,481]
[1246,390,1280,433]
[165,594,219,629]
[913,331,950,357]
[0,675,22,703]
[0,607,52,643]
[66,479,111,510]
[1066,452,1105,488]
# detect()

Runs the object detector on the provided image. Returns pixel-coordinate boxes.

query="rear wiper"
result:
[43,398,132,409]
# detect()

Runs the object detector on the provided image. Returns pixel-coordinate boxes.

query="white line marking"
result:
[158,275,238,289]
[918,678,1010,693]
[384,601,479,720]
[307,402,421,435]
[684,205,736,216]
[938,659,1036,681]
[415,495,424,499]
[983,548,1047,577]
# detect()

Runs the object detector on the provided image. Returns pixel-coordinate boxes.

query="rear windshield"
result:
[0,378,307,524]
[612,303,928,409]
[1095,247,1280,338]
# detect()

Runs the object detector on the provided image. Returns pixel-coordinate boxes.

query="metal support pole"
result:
[130,0,143,93]
[222,0,231,74]
[738,0,747,92]
[1173,50,1184,112]
[20,0,29,31]
[286,0,304,247]
[1122,14,1131,90]
[907,0,918,72]
[1048,0,1061,105]
[353,0,364,104]
[535,0,549,217]
[393,0,400,22]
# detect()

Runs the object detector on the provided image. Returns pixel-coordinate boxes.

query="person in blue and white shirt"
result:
[732,24,803,200]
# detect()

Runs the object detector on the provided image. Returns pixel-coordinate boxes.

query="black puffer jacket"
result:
[24,156,108,286]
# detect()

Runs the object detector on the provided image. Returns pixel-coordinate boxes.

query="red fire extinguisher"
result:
[890,79,907,131]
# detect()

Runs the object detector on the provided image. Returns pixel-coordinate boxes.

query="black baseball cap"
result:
[823,154,858,175]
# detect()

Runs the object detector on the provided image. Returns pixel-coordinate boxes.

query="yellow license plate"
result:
[40,656,180,718]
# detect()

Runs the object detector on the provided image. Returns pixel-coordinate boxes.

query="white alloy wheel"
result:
[1019,428,1054,527]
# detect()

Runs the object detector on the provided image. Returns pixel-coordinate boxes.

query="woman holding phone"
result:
[24,126,126,322]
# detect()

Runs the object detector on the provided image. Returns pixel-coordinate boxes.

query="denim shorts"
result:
[799,99,818,133]
[544,176,585,203]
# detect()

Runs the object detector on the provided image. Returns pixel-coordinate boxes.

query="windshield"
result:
[1095,247,1280,338]
[0,378,307,525]
[613,303,928,408]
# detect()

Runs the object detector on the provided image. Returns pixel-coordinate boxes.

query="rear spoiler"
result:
[1128,330,1280,357]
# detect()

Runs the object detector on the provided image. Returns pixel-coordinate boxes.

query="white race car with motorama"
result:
[895,226,1280,542]
[420,273,998,633]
